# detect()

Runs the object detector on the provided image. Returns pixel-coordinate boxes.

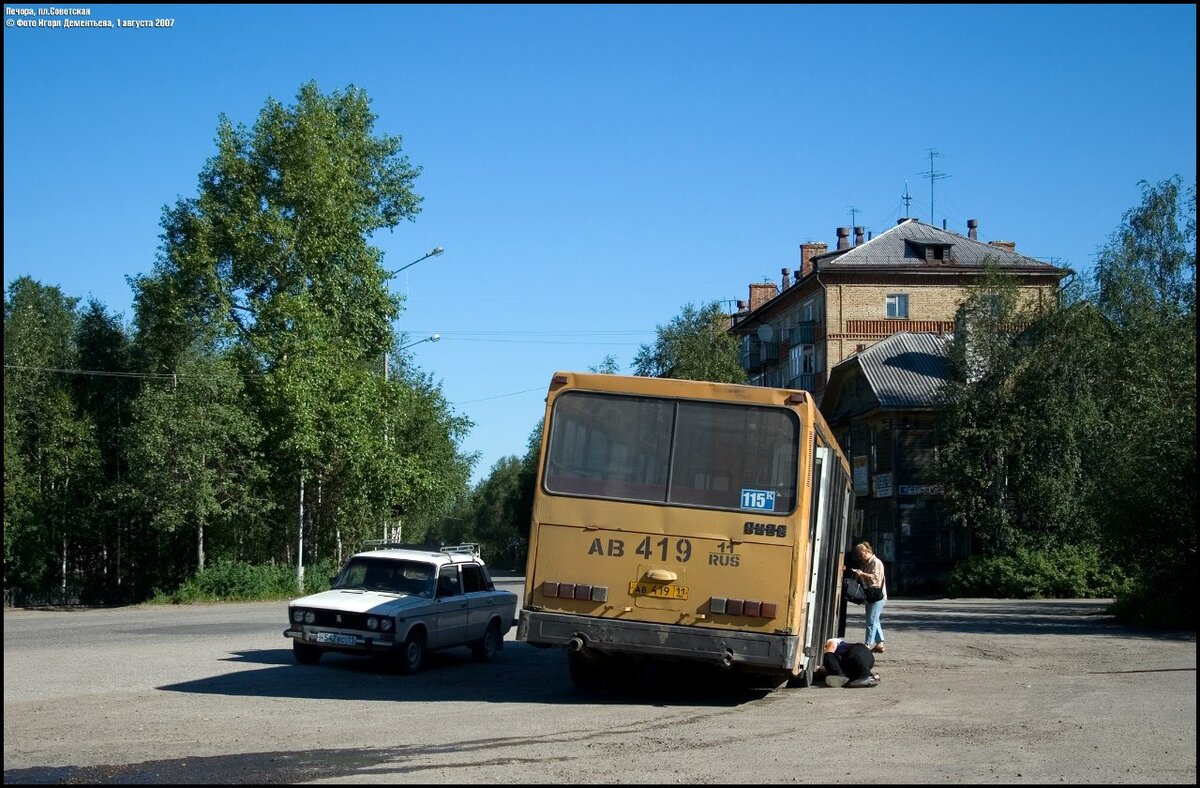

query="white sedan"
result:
[284,543,518,674]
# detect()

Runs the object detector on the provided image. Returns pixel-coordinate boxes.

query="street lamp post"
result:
[382,246,443,381]
[381,331,441,543]
[380,248,442,542]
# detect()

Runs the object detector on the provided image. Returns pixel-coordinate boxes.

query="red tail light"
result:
[540,580,607,604]
[709,597,777,618]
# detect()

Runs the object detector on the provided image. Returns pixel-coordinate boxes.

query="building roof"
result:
[849,331,952,410]
[813,218,1058,270]
[820,331,950,417]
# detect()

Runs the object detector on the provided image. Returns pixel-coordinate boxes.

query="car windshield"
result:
[332,557,436,598]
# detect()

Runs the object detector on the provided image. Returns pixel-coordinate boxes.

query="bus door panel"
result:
[802,447,834,661]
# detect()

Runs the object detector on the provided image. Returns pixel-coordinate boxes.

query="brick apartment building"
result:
[730,217,1069,592]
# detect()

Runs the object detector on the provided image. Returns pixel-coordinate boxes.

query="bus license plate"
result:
[629,582,689,600]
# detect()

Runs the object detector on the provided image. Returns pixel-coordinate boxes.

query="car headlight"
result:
[292,609,304,623]
[381,618,393,632]
[366,617,379,630]
[304,611,315,624]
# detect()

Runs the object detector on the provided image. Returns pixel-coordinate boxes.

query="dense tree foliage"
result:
[3,83,473,603]
[4,278,101,600]
[936,177,1195,626]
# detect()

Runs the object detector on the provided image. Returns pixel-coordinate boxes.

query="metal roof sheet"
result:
[856,331,952,408]
[815,218,1058,270]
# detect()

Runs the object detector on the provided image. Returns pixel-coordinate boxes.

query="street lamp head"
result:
[387,246,445,277]
[399,333,442,351]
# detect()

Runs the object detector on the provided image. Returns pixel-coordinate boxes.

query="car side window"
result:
[436,566,462,598]
[461,565,487,593]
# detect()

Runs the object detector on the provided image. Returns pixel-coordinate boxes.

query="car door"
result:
[433,565,469,647]
[461,563,494,639]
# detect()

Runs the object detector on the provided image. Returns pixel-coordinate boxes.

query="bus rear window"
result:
[543,391,799,513]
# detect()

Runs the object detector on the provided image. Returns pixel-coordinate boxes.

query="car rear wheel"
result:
[293,641,322,665]
[471,620,502,662]
[397,629,427,674]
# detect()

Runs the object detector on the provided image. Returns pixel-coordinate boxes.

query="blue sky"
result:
[4,4,1196,484]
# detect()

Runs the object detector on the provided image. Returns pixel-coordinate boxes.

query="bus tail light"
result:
[541,580,607,603]
[709,597,777,618]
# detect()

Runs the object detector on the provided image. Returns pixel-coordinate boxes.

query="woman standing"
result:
[850,541,887,653]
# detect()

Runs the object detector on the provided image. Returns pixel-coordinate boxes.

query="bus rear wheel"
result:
[786,661,815,688]
[567,649,612,691]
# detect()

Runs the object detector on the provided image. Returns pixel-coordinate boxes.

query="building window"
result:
[886,294,909,319]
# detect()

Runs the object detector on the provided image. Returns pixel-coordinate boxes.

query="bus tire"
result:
[786,661,815,688]
[567,649,609,691]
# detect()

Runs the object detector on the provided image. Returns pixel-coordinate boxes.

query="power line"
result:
[453,386,546,405]
[4,365,180,380]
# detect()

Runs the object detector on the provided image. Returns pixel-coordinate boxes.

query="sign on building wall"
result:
[853,456,869,496]
[899,484,943,496]
[873,472,893,498]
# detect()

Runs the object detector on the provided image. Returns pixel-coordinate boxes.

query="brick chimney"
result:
[836,227,851,250]
[854,226,865,246]
[799,242,828,279]
[781,268,791,289]
[967,219,978,240]
[748,282,779,311]
[988,240,1016,252]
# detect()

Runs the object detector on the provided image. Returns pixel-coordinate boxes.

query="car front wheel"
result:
[293,641,322,665]
[397,629,427,674]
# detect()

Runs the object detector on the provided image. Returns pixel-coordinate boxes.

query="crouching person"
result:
[817,637,879,688]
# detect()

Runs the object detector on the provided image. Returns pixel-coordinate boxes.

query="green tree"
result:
[1091,177,1196,616]
[935,266,1029,552]
[72,300,139,598]
[130,82,469,586]
[633,301,745,383]
[3,278,101,599]
[124,347,271,582]
[935,178,1196,626]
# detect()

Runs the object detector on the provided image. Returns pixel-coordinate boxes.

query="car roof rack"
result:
[361,540,439,552]
[440,543,480,558]
[359,540,481,559]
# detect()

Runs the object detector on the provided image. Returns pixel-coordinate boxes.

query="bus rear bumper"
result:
[518,609,800,672]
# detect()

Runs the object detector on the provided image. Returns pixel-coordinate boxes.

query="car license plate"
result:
[315,632,357,646]
[628,581,689,600]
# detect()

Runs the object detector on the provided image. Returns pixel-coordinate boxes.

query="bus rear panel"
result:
[517,372,852,686]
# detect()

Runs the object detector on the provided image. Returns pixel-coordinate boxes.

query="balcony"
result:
[793,321,818,343]
[741,339,781,372]
[844,319,956,337]
[788,372,819,392]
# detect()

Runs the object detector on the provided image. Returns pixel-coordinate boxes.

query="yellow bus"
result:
[517,372,854,689]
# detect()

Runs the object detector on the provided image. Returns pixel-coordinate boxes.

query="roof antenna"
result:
[849,205,859,228]
[901,181,913,219]
[924,149,950,224]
